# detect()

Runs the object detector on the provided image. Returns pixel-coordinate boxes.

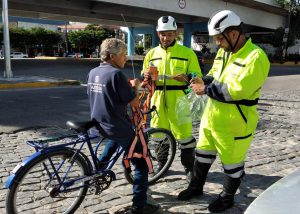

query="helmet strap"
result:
[232,33,241,52]
[221,32,233,52]
[222,31,240,52]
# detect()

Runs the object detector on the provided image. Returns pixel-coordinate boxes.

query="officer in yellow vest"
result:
[142,16,202,180]
[177,10,270,213]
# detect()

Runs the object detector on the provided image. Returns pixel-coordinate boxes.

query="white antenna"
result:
[121,13,135,79]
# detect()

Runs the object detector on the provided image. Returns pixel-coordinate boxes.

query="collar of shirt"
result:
[159,40,176,50]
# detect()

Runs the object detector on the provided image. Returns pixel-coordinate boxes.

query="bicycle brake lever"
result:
[153,107,159,118]
[141,105,158,115]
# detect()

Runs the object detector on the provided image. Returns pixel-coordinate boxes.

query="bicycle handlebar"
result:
[141,105,157,115]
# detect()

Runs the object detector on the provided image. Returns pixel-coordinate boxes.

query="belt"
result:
[156,85,188,90]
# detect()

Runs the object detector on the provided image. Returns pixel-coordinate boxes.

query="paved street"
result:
[0,81,300,213]
[0,86,90,134]
[0,60,300,213]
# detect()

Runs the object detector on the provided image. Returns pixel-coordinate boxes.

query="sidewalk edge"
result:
[0,80,80,89]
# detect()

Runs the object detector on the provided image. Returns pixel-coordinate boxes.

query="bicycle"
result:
[5,106,176,214]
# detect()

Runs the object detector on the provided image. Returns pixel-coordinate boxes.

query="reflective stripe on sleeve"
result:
[212,80,232,101]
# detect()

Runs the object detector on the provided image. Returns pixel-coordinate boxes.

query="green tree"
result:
[68,30,92,50]
[31,27,62,55]
[85,24,101,31]
[9,27,35,54]
[276,0,300,43]
[68,25,114,53]
[0,26,61,55]
[276,0,299,8]
[275,0,300,61]
[0,26,32,53]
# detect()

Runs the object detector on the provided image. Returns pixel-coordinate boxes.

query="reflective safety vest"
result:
[141,42,202,141]
[142,42,202,88]
[202,38,270,137]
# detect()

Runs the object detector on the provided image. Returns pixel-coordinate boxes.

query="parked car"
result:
[91,52,99,58]
[194,50,205,71]
[67,52,84,58]
[245,169,300,214]
[10,52,28,58]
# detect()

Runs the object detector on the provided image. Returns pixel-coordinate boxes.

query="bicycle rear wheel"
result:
[6,149,90,214]
[124,128,176,185]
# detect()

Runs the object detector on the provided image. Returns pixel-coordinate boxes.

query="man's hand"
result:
[190,77,205,95]
[171,74,189,83]
[129,78,140,88]
[190,76,204,85]
[129,79,140,110]
[142,68,151,80]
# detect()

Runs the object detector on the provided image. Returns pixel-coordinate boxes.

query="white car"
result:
[10,52,28,58]
[245,169,300,214]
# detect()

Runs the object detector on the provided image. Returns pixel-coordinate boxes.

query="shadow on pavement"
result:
[147,171,282,214]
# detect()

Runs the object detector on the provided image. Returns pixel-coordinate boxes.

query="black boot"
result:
[177,160,211,201]
[125,203,160,214]
[208,175,241,213]
[180,147,195,181]
[208,192,234,213]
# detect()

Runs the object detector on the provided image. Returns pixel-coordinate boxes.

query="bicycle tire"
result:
[124,128,176,185]
[6,149,90,214]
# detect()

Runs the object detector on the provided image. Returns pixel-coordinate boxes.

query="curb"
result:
[0,80,80,89]
[270,62,300,66]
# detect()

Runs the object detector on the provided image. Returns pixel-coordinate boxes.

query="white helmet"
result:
[208,10,241,36]
[156,16,177,32]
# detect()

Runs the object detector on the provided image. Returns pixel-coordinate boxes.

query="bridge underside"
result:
[1,0,288,55]
[3,0,287,29]
[4,0,203,27]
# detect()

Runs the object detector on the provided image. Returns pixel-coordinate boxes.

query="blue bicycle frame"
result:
[6,132,122,190]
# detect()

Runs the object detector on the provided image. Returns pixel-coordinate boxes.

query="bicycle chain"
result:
[89,170,115,195]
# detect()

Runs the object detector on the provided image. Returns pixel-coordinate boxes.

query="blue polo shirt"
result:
[87,63,136,141]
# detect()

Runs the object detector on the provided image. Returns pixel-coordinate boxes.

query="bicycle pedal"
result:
[95,186,102,195]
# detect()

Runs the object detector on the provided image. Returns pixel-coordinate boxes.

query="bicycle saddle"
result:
[66,120,97,133]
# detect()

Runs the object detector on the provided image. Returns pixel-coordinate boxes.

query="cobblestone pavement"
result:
[0,89,300,214]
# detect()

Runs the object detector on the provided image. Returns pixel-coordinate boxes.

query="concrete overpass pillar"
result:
[127,27,135,56]
[183,23,192,48]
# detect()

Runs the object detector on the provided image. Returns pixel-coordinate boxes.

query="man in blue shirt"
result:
[87,38,159,214]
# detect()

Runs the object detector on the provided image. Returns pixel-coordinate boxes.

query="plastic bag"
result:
[175,92,207,125]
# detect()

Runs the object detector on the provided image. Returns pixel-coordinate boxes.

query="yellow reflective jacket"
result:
[142,42,202,141]
[142,42,202,87]
[202,38,270,137]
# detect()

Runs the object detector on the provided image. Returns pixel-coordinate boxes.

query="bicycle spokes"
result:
[8,150,88,213]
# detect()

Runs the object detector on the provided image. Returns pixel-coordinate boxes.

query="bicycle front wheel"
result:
[6,149,90,214]
[124,128,176,185]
